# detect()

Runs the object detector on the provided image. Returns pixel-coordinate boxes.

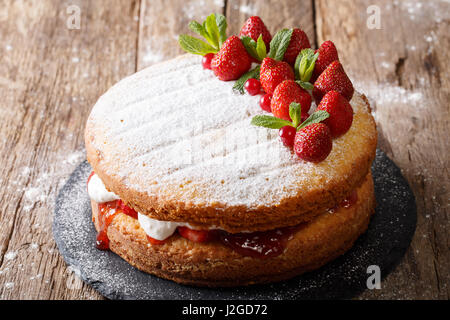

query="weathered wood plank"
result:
[0,0,140,299]
[226,0,316,46]
[315,0,449,299]
[137,0,225,70]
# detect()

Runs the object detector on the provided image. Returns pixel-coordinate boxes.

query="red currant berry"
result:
[244,78,261,96]
[279,126,297,148]
[202,53,215,70]
[259,93,272,112]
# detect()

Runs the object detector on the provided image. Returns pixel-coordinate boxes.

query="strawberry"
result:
[316,91,353,138]
[239,16,272,49]
[312,61,354,104]
[311,41,339,83]
[146,235,167,245]
[178,226,213,243]
[271,80,312,121]
[211,35,252,81]
[117,199,138,219]
[260,58,295,94]
[294,123,332,163]
[283,28,311,66]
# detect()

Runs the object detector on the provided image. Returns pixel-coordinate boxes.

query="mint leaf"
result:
[178,35,218,55]
[295,49,319,82]
[251,115,294,129]
[289,102,302,127]
[215,14,227,47]
[189,21,207,38]
[297,110,330,131]
[204,14,220,49]
[268,29,293,61]
[256,34,267,60]
[241,36,260,60]
[295,80,314,91]
[233,65,260,94]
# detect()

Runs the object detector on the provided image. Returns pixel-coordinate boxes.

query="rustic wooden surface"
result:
[0,0,448,300]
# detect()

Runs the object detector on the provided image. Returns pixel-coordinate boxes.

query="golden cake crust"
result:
[92,173,375,287]
[85,55,377,233]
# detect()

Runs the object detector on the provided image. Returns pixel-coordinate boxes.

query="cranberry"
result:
[202,53,214,70]
[244,78,261,96]
[279,126,297,148]
[259,93,272,112]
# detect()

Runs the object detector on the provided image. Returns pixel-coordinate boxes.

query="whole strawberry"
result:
[312,61,354,104]
[260,58,295,94]
[239,16,272,49]
[211,35,251,81]
[271,80,311,121]
[316,91,353,138]
[283,28,311,66]
[294,123,332,163]
[311,40,339,82]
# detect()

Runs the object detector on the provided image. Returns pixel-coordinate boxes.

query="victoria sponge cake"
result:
[84,14,377,287]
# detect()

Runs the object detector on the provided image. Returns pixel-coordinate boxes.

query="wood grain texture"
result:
[315,0,449,299]
[0,0,139,299]
[137,0,225,69]
[0,0,448,299]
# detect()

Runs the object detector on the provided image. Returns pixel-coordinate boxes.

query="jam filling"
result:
[89,172,358,258]
[96,200,138,250]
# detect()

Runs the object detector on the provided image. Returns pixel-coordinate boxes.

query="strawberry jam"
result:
[328,190,358,213]
[95,200,138,250]
[218,226,300,259]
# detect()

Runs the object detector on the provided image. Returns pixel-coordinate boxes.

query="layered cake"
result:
[84,15,377,286]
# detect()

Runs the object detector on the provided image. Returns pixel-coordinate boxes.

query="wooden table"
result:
[0,0,448,300]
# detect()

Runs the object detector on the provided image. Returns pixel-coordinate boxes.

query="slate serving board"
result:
[53,149,416,300]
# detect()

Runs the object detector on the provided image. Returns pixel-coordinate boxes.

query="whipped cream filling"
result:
[87,173,206,240]
[87,174,120,203]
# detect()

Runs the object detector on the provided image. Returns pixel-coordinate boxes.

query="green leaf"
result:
[256,34,267,61]
[295,49,319,82]
[241,36,260,60]
[297,110,330,131]
[289,102,302,128]
[268,29,293,61]
[178,34,218,55]
[215,14,228,46]
[251,115,294,129]
[233,65,261,94]
[295,80,314,91]
[189,21,207,38]
[205,13,220,49]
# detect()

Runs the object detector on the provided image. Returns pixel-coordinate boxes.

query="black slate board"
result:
[53,149,416,300]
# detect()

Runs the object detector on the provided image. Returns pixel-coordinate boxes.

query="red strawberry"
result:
[294,123,332,163]
[146,235,167,245]
[178,226,214,243]
[271,80,312,121]
[313,61,354,104]
[239,16,272,49]
[316,91,353,138]
[211,35,251,81]
[283,28,311,66]
[260,58,294,94]
[311,41,339,82]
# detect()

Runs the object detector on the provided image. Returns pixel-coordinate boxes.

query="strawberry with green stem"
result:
[251,102,331,161]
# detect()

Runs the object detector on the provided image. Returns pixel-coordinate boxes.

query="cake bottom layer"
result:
[91,172,375,287]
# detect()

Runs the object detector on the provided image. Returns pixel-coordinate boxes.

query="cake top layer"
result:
[85,54,376,229]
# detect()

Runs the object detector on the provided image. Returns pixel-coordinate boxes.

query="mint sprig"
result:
[293,48,318,90]
[268,29,293,61]
[179,13,228,55]
[233,65,261,94]
[251,102,329,131]
[241,35,267,61]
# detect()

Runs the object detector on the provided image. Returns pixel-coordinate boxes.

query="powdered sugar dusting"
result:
[87,55,375,209]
